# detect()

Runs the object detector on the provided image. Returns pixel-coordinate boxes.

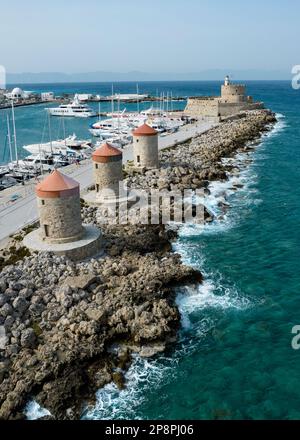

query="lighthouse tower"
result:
[132,123,159,169]
[221,75,246,103]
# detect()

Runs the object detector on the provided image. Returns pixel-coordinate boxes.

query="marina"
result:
[0,85,194,191]
[0,0,299,425]
[0,118,214,244]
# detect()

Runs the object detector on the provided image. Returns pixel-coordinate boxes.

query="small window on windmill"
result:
[44,225,49,237]
[137,155,140,163]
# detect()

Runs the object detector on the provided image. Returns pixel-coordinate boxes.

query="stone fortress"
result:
[184,75,264,121]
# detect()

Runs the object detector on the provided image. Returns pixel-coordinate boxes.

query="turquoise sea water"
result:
[10,81,300,420]
[84,81,300,420]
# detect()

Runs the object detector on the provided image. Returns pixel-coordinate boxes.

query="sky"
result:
[0,0,298,76]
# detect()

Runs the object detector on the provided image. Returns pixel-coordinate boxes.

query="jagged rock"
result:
[63,273,99,290]
[85,307,106,322]
[0,294,8,307]
[139,343,166,358]
[0,326,8,350]
[20,328,37,348]
[0,303,13,318]
[0,280,7,294]
[19,288,33,299]
[12,297,29,314]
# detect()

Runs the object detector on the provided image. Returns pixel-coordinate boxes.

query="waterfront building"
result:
[41,92,55,102]
[7,87,25,100]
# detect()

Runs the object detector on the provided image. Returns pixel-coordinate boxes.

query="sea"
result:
[11,81,300,420]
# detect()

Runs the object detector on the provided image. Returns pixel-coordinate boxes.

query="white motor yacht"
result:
[47,95,96,118]
[23,134,92,155]
[9,154,57,173]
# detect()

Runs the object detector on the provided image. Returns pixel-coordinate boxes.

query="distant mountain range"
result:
[6,69,290,84]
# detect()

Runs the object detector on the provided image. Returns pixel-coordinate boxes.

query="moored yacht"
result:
[23,134,92,154]
[47,95,96,118]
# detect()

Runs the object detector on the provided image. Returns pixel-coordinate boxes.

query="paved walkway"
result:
[0,120,216,244]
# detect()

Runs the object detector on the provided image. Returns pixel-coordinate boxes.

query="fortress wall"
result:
[218,101,264,117]
[184,97,220,117]
[184,95,264,119]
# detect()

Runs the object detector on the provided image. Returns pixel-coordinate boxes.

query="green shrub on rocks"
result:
[0,246,31,271]
[31,321,43,338]
[22,224,38,235]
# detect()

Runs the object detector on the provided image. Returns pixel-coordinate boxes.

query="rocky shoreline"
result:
[0,109,277,420]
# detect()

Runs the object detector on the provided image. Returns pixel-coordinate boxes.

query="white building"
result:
[7,87,25,100]
[76,94,93,102]
[41,92,55,101]
[111,93,149,102]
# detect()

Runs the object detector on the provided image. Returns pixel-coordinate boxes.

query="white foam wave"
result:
[24,400,51,420]
[83,355,174,420]
[176,280,251,319]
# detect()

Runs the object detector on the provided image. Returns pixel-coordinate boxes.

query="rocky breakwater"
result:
[0,212,202,420]
[0,109,276,420]
[125,110,277,193]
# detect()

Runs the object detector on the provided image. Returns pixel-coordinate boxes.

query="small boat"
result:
[23,134,92,154]
[89,129,118,139]
[9,154,56,174]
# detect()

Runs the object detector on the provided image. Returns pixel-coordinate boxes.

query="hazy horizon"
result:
[5,69,291,85]
[0,0,297,78]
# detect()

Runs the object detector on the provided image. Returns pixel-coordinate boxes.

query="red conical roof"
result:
[92,142,122,158]
[36,169,80,199]
[132,123,158,136]
[92,142,122,163]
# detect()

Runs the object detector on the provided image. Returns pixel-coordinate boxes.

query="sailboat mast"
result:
[11,100,18,164]
[118,97,120,134]
[62,114,66,142]
[111,84,114,112]
[136,83,140,113]
[48,111,53,155]
[6,113,13,164]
